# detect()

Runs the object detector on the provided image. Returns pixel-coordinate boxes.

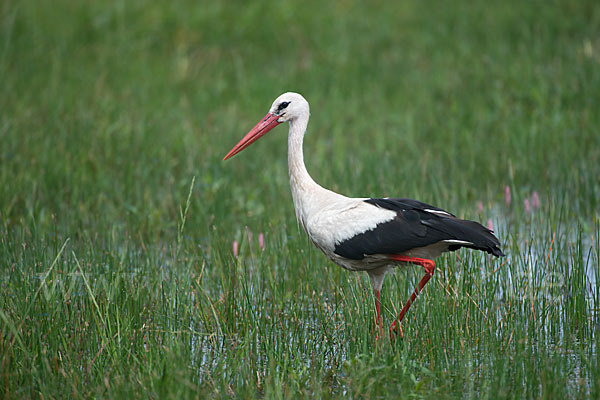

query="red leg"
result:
[374,289,381,325]
[373,289,384,342]
[388,256,436,338]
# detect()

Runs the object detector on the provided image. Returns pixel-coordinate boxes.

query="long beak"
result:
[223,113,281,160]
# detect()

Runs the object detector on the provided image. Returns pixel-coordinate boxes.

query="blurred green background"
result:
[1,0,599,398]
[2,0,598,237]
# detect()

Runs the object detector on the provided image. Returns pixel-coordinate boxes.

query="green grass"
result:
[1,0,599,398]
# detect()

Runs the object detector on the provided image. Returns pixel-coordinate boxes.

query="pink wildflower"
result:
[532,191,540,209]
[487,219,494,231]
[258,233,265,250]
[477,201,484,214]
[504,186,511,206]
[524,198,531,214]
[233,240,239,257]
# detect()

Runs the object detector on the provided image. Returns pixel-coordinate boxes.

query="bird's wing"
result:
[333,197,504,260]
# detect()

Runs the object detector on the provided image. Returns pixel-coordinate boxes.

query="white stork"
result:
[224,92,504,337]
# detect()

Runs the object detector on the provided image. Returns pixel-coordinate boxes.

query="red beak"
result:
[223,113,281,160]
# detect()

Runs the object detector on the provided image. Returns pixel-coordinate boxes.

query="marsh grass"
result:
[1,0,599,398]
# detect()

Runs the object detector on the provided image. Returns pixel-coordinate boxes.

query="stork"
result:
[224,92,504,338]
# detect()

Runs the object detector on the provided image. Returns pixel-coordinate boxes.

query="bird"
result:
[224,92,504,338]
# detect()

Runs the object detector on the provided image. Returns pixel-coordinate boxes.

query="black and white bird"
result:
[224,92,504,337]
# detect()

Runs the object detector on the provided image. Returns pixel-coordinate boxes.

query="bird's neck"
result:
[287,117,323,224]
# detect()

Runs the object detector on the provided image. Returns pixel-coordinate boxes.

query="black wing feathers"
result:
[334,198,504,260]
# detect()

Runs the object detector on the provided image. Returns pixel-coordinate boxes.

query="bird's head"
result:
[268,92,310,123]
[223,92,309,160]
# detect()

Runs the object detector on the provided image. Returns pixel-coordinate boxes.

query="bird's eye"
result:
[277,101,291,112]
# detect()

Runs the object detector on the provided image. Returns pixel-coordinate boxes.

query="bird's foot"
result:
[373,321,385,345]
[389,321,404,342]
